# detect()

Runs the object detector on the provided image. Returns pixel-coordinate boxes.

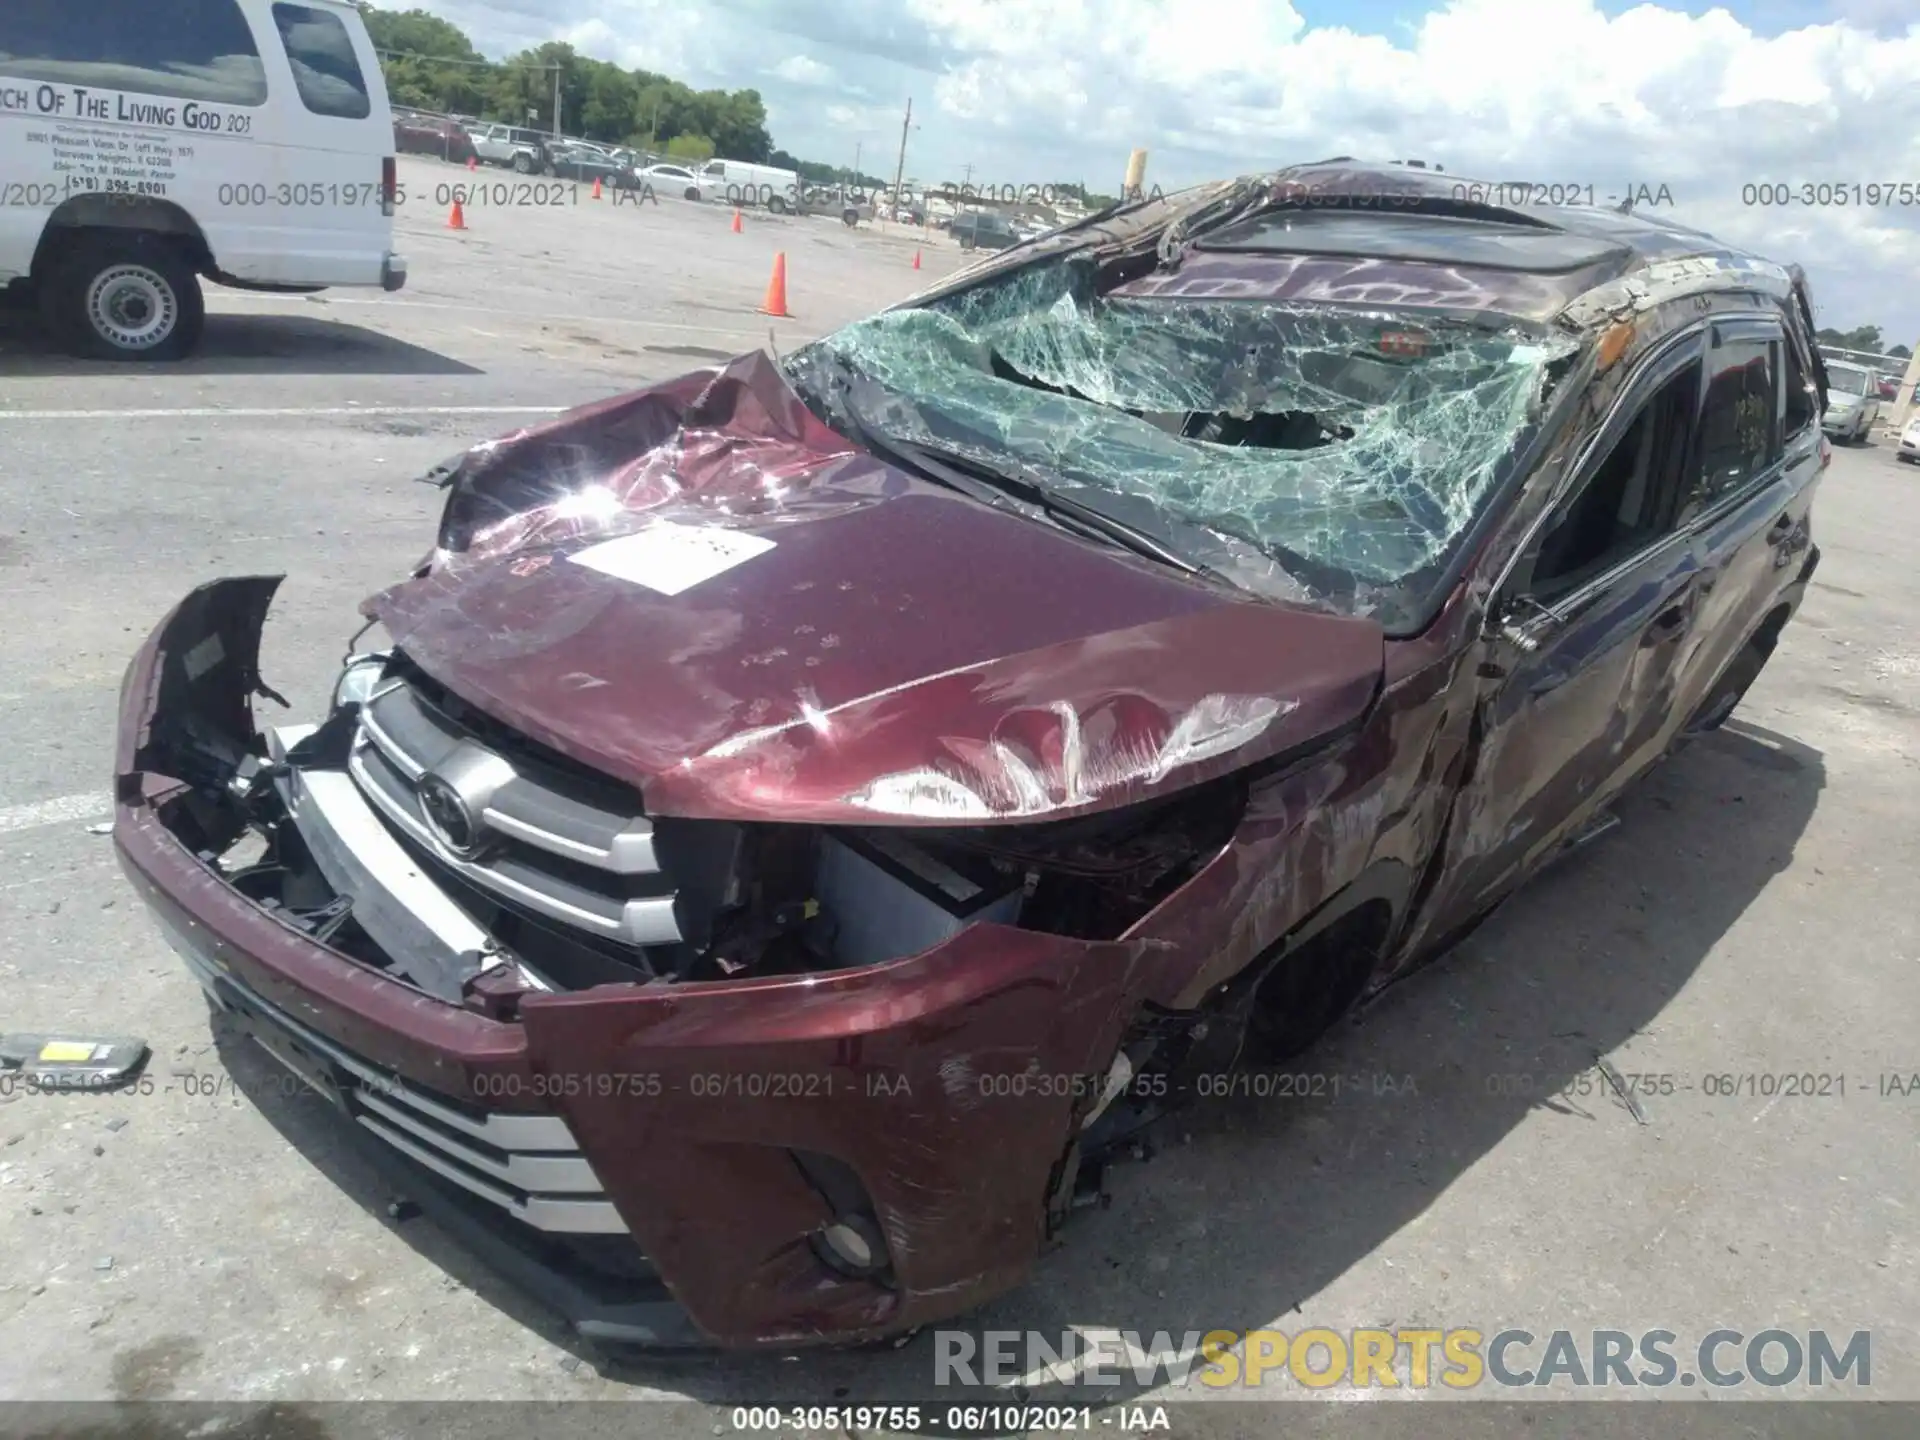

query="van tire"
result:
[768,194,788,215]
[45,233,204,362]
[512,151,535,175]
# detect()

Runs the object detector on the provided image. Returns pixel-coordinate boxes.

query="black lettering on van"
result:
[35,84,66,114]
[116,96,180,127]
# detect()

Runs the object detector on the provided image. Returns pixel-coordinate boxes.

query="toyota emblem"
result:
[418,773,479,856]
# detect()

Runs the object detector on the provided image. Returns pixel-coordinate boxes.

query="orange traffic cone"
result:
[731,209,743,233]
[912,249,921,270]
[759,252,789,317]
[447,198,467,230]
[591,176,603,200]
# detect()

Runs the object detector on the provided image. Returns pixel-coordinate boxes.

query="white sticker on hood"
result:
[567,522,776,596]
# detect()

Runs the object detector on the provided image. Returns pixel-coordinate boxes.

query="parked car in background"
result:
[1898,413,1920,463]
[545,141,639,190]
[796,184,873,226]
[1821,361,1881,443]
[1877,372,1901,400]
[639,163,705,201]
[468,123,551,174]
[698,159,801,212]
[951,209,1023,250]
[394,111,477,165]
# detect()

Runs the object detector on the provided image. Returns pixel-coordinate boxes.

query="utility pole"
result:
[890,97,912,220]
[552,64,561,138]
[853,141,861,186]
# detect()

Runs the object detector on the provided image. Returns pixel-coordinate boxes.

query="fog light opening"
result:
[813,1213,889,1280]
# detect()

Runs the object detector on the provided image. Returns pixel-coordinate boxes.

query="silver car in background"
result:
[1822,362,1882,443]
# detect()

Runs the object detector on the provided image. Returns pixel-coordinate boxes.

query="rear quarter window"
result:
[271,2,370,119]
[0,0,268,106]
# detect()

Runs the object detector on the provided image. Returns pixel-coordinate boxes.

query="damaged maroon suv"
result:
[113,164,1828,1349]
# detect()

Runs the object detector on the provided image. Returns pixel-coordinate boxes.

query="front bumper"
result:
[112,577,1152,1348]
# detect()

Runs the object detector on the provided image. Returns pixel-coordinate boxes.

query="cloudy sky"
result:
[414,0,1920,342]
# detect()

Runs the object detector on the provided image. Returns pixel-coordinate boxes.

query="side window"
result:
[1528,356,1702,598]
[0,0,268,106]
[1690,331,1778,506]
[1782,337,1816,438]
[271,4,370,119]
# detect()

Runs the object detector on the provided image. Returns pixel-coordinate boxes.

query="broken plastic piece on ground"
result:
[0,1034,149,1089]
[1595,1054,1649,1125]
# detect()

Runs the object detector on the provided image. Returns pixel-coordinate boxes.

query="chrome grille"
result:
[346,679,683,947]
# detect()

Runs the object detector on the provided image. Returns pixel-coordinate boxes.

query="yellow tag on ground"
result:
[38,1042,94,1063]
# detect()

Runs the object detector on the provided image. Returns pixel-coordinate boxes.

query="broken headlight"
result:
[331,652,392,712]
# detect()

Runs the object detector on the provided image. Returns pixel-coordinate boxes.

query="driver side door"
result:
[1416,329,1711,938]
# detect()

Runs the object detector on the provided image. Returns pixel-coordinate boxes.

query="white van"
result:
[698,159,800,213]
[0,0,404,361]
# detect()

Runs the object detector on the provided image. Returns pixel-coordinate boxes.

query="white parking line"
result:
[0,405,568,421]
[0,793,112,835]
[217,292,782,336]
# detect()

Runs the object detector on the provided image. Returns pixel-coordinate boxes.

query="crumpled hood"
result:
[369,352,1385,824]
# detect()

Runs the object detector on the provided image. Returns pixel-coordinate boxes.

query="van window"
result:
[271,3,370,119]
[0,0,268,107]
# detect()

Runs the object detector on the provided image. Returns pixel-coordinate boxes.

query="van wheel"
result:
[46,234,204,362]
[512,152,534,174]
[769,195,788,215]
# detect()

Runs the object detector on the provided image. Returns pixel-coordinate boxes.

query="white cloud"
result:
[409,0,1920,338]
[772,54,835,85]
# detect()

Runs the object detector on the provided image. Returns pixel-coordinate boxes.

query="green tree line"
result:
[351,5,773,162]
[1815,324,1910,359]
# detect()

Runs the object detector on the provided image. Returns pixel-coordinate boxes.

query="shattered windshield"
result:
[785,257,1579,625]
